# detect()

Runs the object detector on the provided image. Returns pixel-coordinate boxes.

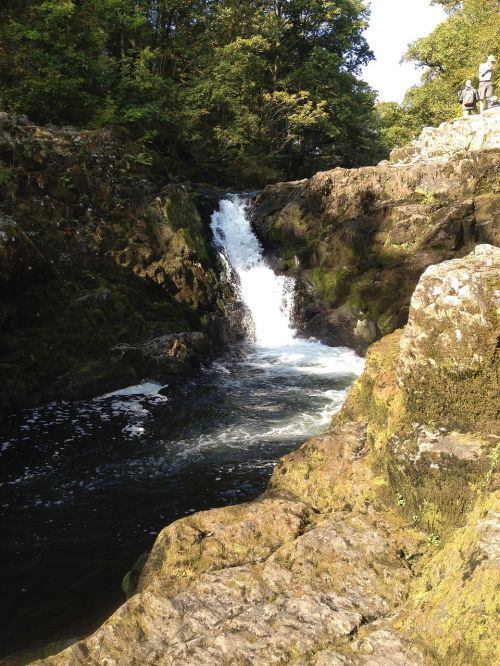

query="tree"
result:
[387,0,500,145]
[0,0,381,184]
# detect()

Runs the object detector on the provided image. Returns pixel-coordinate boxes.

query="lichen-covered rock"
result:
[398,492,500,665]
[136,497,312,595]
[268,421,375,512]
[30,508,417,666]
[398,244,500,432]
[253,148,499,352]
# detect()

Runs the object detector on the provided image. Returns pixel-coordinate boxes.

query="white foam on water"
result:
[99,381,166,399]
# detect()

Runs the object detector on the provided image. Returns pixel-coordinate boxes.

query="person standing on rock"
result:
[458,80,478,117]
[478,55,496,113]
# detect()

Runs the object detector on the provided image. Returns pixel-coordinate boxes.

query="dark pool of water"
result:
[0,341,363,657]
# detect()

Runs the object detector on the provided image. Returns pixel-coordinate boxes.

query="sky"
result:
[361,0,447,102]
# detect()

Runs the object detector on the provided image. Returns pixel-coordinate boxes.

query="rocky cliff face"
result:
[25,246,499,666]
[0,114,235,413]
[252,113,500,353]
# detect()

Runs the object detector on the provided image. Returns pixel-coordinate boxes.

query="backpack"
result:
[462,88,476,106]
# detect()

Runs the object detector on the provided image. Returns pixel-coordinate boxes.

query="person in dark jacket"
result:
[458,80,479,117]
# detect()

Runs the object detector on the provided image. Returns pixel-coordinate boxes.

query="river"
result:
[0,196,363,657]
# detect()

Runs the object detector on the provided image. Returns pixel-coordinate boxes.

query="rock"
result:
[58,332,215,400]
[390,109,500,164]
[399,494,500,664]
[0,213,52,291]
[0,113,236,413]
[300,304,378,354]
[398,244,500,432]
[31,507,416,666]
[350,628,423,665]
[141,331,212,373]
[268,421,373,512]
[136,497,312,594]
[253,147,499,353]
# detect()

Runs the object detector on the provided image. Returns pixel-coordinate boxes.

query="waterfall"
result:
[211,195,297,347]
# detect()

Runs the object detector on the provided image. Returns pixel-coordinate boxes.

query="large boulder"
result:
[398,244,500,432]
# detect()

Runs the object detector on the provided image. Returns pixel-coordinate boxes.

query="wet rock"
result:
[141,332,212,371]
[58,332,215,401]
[301,304,378,354]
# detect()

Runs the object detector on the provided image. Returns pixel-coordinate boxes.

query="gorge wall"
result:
[23,245,499,666]
[252,110,500,352]
[0,114,236,414]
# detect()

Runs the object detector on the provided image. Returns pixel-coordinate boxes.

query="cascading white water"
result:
[211,195,297,347]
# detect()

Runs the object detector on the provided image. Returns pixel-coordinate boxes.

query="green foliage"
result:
[382,0,500,147]
[126,152,154,166]
[372,102,419,153]
[0,163,13,186]
[0,0,380,184]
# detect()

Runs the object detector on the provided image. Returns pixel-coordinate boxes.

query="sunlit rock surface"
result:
[398,244,500,432]
[390,108,500,164]
[28,245,499,665]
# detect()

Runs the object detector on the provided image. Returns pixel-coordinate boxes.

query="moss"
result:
[385,442,488,540]
[403,362,500,435]
[0,162,13,186]
[182,226,214,268]
[310,267,351,305]
[399,492,500,666]
[339,330,407,448]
